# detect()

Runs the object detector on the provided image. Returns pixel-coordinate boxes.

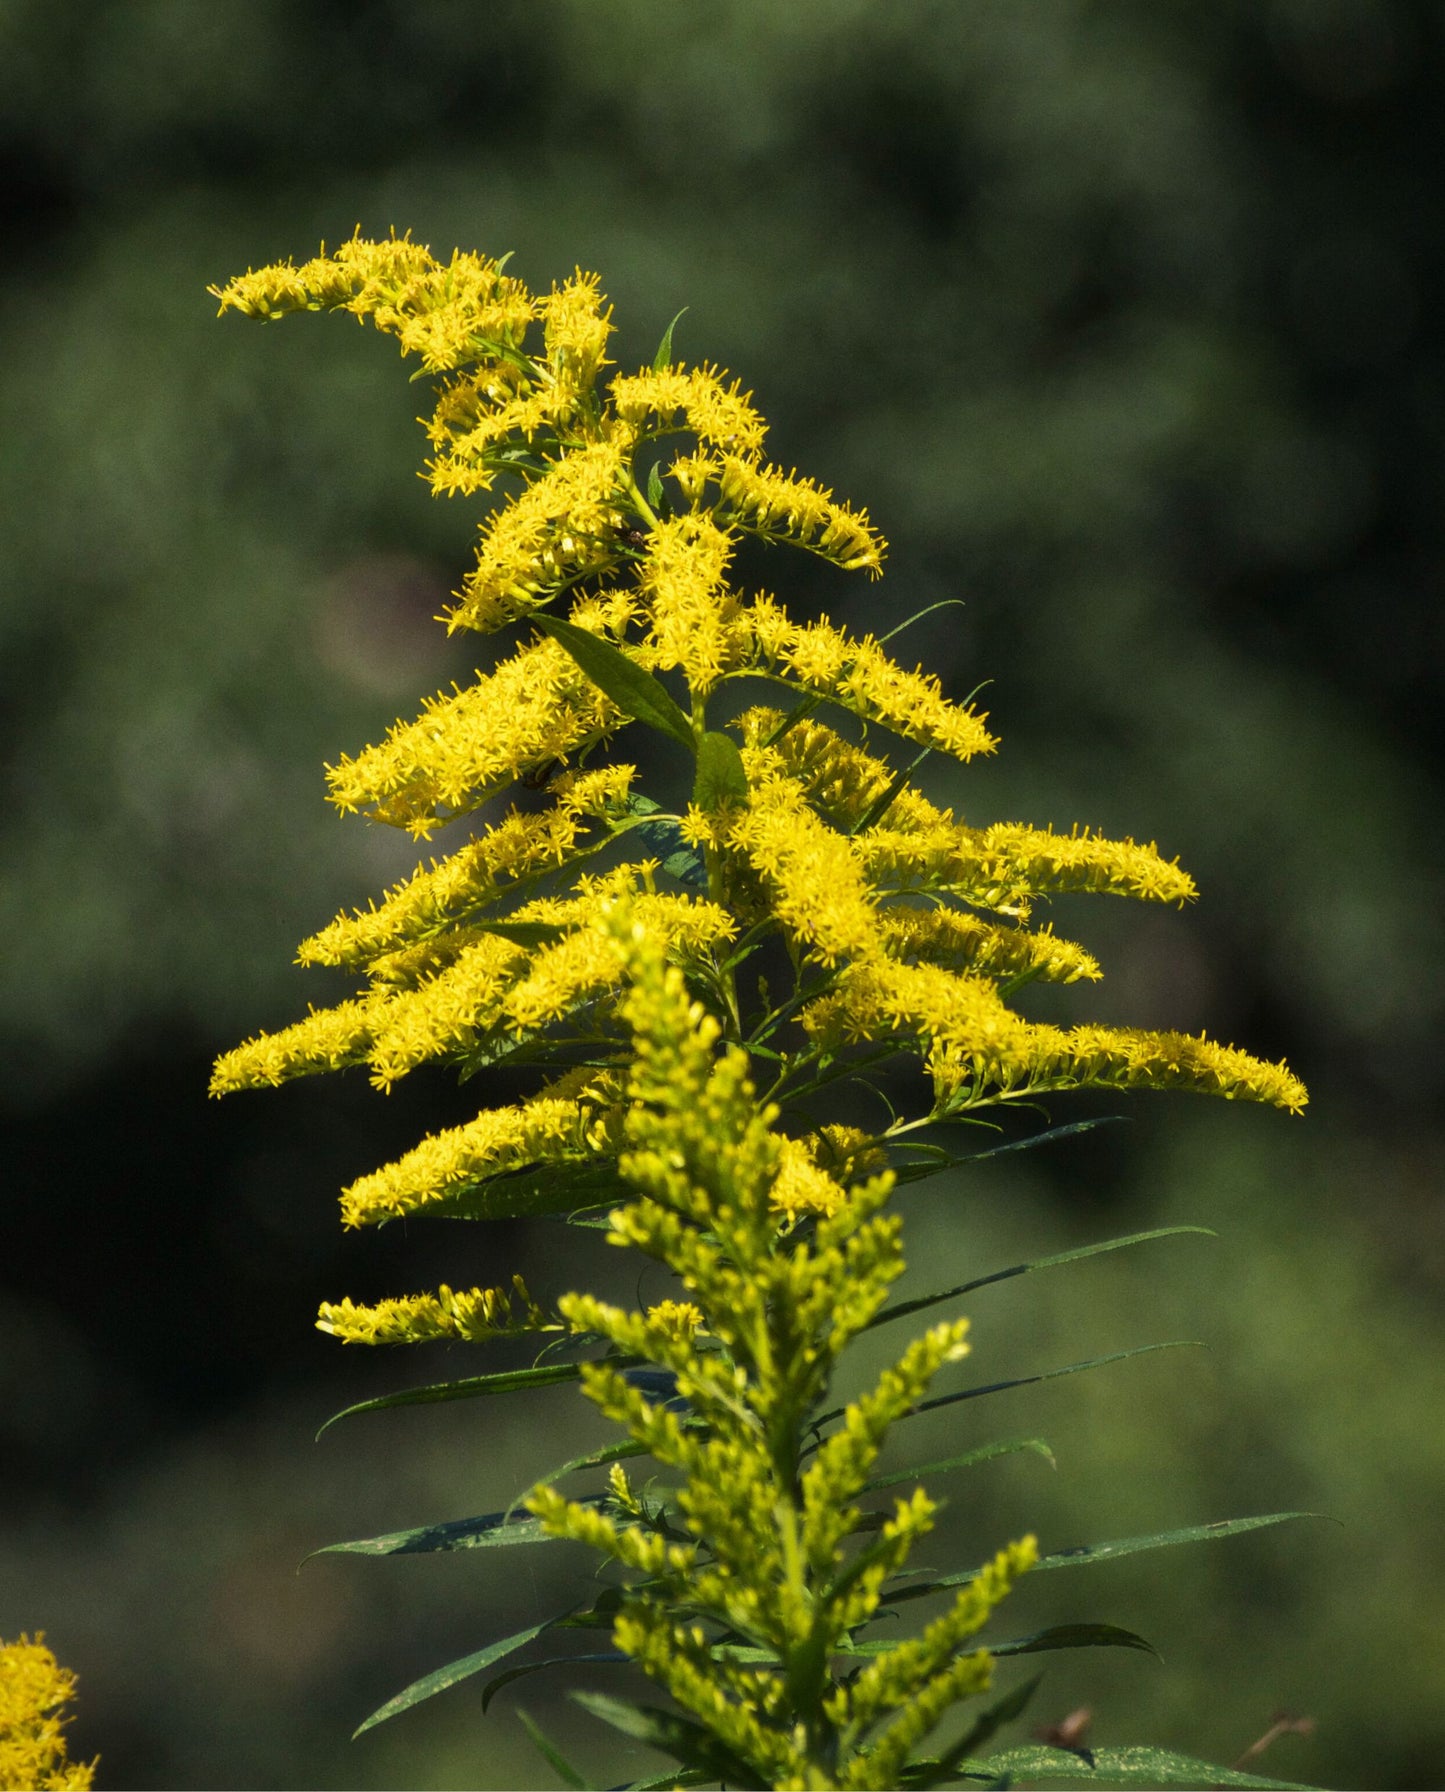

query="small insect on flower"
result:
[520,758,563,790]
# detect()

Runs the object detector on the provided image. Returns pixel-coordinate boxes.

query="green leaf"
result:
[878,597,967,647]
[622,795,708,886]
[533,614,695,748]
[646,459,666,514]
[849,743,932,836]
[309,1500,609,1558]
[316,1361,585,1438]
[353,1620,554,1736]
[870,1226,1215,1333]
[890,1117,1127,1186]
[902,1671,1044,1788]
[652,306,688,372]
[887,1512,1322,1609]
[423,1156,629,1223]
[472,919,570,949]
[814,1340,1201,1443]
[515,1707,596,1790]
[692,729,750,812]
[863,1437,1055,1493]
[989,1622,1159,1661]
[570,1691,766,1788]
[482,1651,625,1713]
[959,1743,1316,1788]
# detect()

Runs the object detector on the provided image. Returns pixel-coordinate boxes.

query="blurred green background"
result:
[2,2,1441,1787]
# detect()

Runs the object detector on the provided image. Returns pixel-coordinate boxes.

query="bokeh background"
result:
[3,2,1442,1787]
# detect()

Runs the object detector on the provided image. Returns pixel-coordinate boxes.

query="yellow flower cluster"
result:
[644,1299,705,1339]
[211,230,535,372]
[215,859,733,1104]
[213,235,1306,1462]
[744,596,997,761]
[771,1136,850,1220]
[0,1635,95,1792]
[802,958,1308,1114]
[317,1275,551,1345]
[340,1067,625,1228]
[715,453,886,575]
[727,758,883,964]
[610,365,767,457]
[298,764,636,971]
[442,438,632,628]
[639,514,745,695]
[324,633,621,836]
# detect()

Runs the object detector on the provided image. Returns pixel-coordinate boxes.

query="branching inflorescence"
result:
[211,233,1310,1791]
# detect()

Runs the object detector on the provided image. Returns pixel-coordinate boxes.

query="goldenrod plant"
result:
[0,1635,96,1791]
[211,234,1315,1790]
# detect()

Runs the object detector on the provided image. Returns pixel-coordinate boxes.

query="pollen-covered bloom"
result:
[609,364,767,457]
[340,1067,626,1227]
[728,764,883,965]
[744,596,997,762]
[325,632,621,835]
[297,765,637,971]
[317,1275,553,1345]
[714,453,887,575]
[443,437,634,632]
[212,230,536,373]
[639,513,746,695]
[0,1634,96,1792]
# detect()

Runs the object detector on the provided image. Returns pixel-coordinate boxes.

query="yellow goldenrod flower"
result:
[0,1634,96,1792]
[609,364,767,457]
[214,237,1309,1789]
[317,1274,552,1345]
[739,707,950,835]
[639,513,746,695]
[340,1067,625,1228]
[857,816,1197,911]
[540,268,614,391]
[743,596,997,762]
[729,768,883,965]
[444,438,633,632]
[297,765,636,971]
[771,1135,849,1220]
[644,1299,705,1339]
[325,633,620,836]
[878,904,1103,984]
[209,990,389,1094]
[213,230,537,373]
[715,453,886,575]
[362,930,528,1089]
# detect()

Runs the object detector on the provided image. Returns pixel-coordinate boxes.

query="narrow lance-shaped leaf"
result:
[533,614,695,749]
[308,1498,612,1559]
[988,1622,1159,1661]
[353,1619,557,1737]
[883,1511,1323,1609]
[900,1671,1044,1790]
[316,1361,587,1438]
[869,1226,1216,1334]
[423,1156,630,1224]
[515,1707,596,1792]
[957,1743,1315,1789]
[481,1651,627,1714]
[652,306,688,372]
[863,1436,1055,1494]
[569,1691,767,1790]
[810,1339,1203,1441]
